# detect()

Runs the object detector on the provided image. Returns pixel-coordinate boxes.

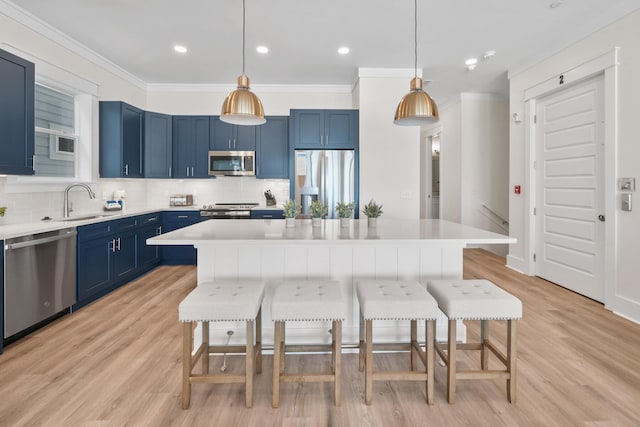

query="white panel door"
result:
[535,75,605,302]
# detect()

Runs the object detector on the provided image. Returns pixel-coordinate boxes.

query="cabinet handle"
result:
[326,135,329,145]
[263,215,273,218]
[234,139,237,149]
[320,135,323,145]
[168,167,172,177]
[116,237,121,251]
[177,215,189,219]
[228,139,232,149]
[109,239,116,252]
[191,167,194,176]
[156,226,162,235]
[32,155,36,171]
[186,167,189,177]
[124,164,129,175]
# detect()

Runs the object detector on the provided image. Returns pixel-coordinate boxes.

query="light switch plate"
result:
[618,177,635,192]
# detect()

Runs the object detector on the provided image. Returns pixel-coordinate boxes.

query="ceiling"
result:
[6,0,640,105]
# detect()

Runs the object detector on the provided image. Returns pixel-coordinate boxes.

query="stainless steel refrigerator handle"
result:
[5,230,77,250]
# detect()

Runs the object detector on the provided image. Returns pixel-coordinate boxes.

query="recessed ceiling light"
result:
[465,58,478,66]
[549,1,563,8]
[256,46,269,54]
[173,45,188,54]
[338,46,350,55]
[466,64,477,71]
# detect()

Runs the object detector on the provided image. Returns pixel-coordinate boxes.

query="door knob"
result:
[598,214,605,222]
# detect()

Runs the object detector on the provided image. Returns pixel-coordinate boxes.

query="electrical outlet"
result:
[400,190,412,199]
[101,191,108,201]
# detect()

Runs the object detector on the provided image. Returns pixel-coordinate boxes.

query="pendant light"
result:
[394,0,439,126]
[220,0,266,125]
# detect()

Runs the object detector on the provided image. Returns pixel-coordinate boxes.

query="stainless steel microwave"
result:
[208,151,255,176]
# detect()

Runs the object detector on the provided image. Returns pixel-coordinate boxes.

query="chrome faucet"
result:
[63,183,96,218]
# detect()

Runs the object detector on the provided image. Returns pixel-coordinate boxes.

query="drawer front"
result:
[139,213,161,226]
[251,209,284,219]
[162,211,200,223]
[112,216,138,232]
[78,221,114,242]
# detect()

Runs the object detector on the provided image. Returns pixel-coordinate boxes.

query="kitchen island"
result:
[148,218,515,347]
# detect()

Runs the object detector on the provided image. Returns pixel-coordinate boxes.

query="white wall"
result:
[437,94,510,256]
[357,72,421,219]
[508,10,640,322]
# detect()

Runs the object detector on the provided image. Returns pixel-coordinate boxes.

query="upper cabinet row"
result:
[291,109,358,149]
[99,101,291,179]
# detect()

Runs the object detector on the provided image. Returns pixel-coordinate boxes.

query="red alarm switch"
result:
[514,185,521,194]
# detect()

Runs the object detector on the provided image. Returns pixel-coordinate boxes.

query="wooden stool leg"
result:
[507,320,517,403]
[447,319,457,404]
[365,319,373,405]
[410,320,418,371]
[256,308,262,374]
[202,321,209,374]
[245,319,254,408]
[280,322,286,374]
[331,323,336,374]
[182,322,193,409]
[481,320,489,370]
[272,321,282,408]
[334,320,342,406]
[426,319,435,405]
[359,310,365,372]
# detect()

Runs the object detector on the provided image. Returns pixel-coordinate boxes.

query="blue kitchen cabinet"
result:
[161,211,200,264]
[172,116,210,178]
[0,48,34,175]
[138,213,162,270]
[291,109,358,149]
[76,216,139,306]
[1,241,4,354]
[210,116,256,151]
[251,209,284,219]
[99,101,144,178]
[256,116,289,179]
[144,111,173,178]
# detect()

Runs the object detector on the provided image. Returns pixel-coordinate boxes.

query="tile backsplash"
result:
[0,177,290,225]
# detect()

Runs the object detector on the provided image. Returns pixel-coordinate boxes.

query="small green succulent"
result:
[309,200,328,218]
[362,199,383,218]
[282,199,301,218]
[0,206,6,217]
[335,201,356,219]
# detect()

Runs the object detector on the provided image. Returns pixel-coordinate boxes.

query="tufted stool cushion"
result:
[357,280,439,320]
[427,279,522,320]
[271,280,346,321]
[179,280,265,322]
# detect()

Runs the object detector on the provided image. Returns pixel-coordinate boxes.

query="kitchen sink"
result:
[55,213,118,222]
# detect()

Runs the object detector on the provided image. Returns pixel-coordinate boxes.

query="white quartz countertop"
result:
[0,206,198,239]
[147,218,516,246]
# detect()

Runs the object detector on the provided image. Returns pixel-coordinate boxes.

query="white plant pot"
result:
[340,217,350,227]
[285,217,296,227]
[367,217,377,228]
[312,217,322,227]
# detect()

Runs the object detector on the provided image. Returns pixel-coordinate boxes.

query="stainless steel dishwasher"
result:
[4,227,77,338]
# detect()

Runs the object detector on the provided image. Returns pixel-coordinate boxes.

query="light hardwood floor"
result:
[1,249,639,426]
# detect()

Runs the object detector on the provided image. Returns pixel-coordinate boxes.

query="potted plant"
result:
[309,200,328,227]
[0,206,6,221]
[362,199,383,227]
[282,199,301,227]
[335,201,356,227]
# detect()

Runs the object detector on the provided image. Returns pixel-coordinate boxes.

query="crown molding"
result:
[0,0,147,91]
[358,68,422,79]
[147,83,354,94]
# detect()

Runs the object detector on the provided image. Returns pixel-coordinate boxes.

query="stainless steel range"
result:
[200,203,259,220]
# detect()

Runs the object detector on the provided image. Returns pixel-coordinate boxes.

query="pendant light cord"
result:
[242,0,246,75]
[414,0,418,79]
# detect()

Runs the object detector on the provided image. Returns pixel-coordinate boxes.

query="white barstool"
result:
[356,280,439,405]
[178,280,265,409]
[427,279,522,404]
[270,280,346,408]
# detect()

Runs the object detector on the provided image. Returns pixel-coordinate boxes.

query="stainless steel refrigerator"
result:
[294,150,355,219]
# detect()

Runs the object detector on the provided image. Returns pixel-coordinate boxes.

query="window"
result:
[34,84,77,177]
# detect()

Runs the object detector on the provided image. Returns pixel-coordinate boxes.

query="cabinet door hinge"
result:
[533,253,537,262]
[534,114,537,124]
[533,207,536,215]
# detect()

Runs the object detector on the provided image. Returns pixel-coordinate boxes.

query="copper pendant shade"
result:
[394,0,439,126]
[220,0,266,126]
